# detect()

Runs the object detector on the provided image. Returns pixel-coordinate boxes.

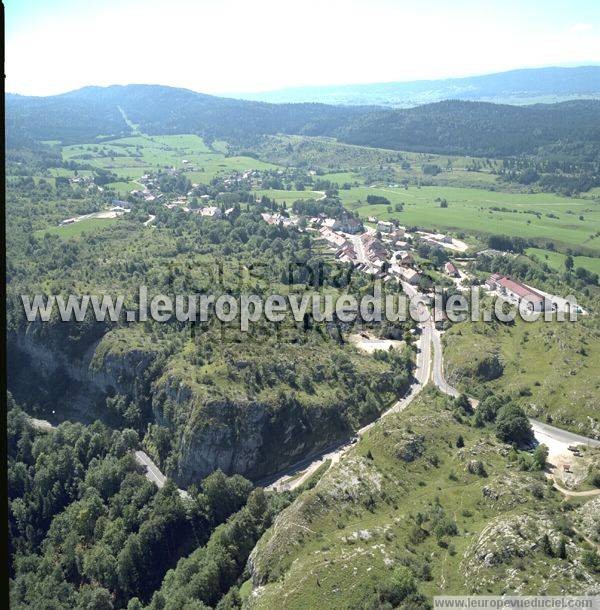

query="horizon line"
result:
[6,63,600,99]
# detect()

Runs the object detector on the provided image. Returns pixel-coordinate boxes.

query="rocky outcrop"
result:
[10,327,357,487]
[8,327,159,422]
[394,433,425,462]
[152,381,352,485]
[462,513,600,594]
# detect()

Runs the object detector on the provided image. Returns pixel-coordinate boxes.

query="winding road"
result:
[27,417,190,498]
[24,282,600,496]
[265,281,600,492]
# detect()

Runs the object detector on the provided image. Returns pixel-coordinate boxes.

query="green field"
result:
[41,132,600,256]
[340,185,600,253]
[251,188,324,204]
[61,134,278,188]
[526,247,600,275]
[35,217,118,239]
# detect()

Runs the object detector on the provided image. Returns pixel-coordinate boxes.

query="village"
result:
[56,165,579,316]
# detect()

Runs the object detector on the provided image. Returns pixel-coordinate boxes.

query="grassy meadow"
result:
[526,247,600,275]
[35,217,119,239]
[340,185,600,254]
[25,132,600,258]
[443,317,600,437]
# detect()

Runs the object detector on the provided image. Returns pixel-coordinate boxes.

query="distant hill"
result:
[336,99,600,158]
[232,66,600,107]
[5,84,371,146]
[6,84,600,163]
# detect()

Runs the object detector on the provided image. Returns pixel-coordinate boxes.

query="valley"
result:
[6,81,600,609]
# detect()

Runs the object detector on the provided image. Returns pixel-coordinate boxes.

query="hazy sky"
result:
[6,0,600,96]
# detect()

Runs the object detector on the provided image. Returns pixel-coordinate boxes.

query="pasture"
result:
[60,133,278,188]
[36,217,118,239]
[340,185,600,254]
[526,247,600,275]
[46,132,600,255]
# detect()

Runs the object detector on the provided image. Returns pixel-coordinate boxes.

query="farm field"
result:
[340,185,600,254]
[526,247,600,275]
[34,216,118,239]
[251,188,325,204]
[60,133,277,187]
[27,132,600,256]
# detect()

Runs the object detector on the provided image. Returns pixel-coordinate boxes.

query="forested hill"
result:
[5,84,372,145]
[233,65,600,107]
[337,99,600,158]
[6,85,600,161]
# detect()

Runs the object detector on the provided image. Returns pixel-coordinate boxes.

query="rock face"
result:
[173,401,268,484]
[152,378,352,485]
[9,328,158,420]
[9,328,354,486]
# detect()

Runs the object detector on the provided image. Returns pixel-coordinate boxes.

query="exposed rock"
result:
[394,433,425,462]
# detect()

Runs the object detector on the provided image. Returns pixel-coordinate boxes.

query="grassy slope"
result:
[443,318,600,437]
[246,389,599,609]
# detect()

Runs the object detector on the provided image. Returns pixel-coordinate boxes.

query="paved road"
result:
[530,419,600,449]
[431,328,458,398]
[265,287,433,492]
[26,416,189,498]
[349,234,370,268]
[429,327,599,455]
[134,450,167,487]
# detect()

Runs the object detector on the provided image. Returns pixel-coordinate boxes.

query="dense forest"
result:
[6,87,600,160]
[8,394,286,609]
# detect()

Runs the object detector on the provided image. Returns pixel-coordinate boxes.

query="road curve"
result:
[530,419,600,449]
[430,327,600,453]
[552,482,600,497]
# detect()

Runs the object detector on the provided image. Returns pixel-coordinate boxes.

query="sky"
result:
[5,0,600,96]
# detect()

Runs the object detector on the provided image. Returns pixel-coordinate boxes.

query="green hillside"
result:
[245,389,600,609]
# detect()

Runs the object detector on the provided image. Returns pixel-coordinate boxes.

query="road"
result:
[24,279,600,497]
[530,418,600,449]
[26,417,189,498]
[431,328,458,398]
[267,276,600,492]
[430,326,599,459]
[265,285,432,492]
[552,482,600,498]
[349,234,371,269]
[134,450,167,487]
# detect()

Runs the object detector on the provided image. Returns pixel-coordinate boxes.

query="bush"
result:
[377,566,417,606]
[495,403,535,447]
